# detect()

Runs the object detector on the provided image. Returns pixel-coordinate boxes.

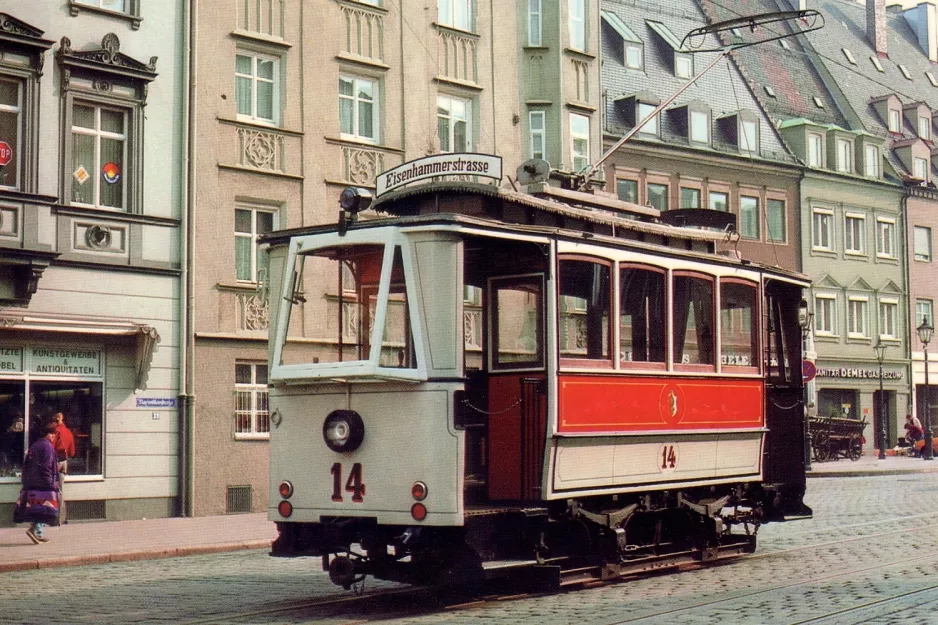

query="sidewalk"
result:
[1,456,936,574]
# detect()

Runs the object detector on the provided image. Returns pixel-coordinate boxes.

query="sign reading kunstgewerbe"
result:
[376,154,502,197]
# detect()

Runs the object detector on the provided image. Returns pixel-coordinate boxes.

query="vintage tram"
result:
[264,158,812,589]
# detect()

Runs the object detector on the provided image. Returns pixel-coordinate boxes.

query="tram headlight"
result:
[322,410,365,453]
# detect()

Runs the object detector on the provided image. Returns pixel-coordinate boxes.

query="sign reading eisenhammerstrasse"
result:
[376,154,503,197]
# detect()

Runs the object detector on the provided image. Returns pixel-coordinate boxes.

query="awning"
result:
[0,313,161,391]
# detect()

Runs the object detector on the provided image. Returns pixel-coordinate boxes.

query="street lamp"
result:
[873,339,887,460]
[798,299,814,470]
[918,316,934,461]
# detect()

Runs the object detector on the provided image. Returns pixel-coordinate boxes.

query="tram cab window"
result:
[559,259,611,363]
[673,274,715,368]
[720,280,759,371]
[491,276,544,370]
[619,265,666,366]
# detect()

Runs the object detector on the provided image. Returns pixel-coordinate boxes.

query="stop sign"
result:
[0,141,11,167]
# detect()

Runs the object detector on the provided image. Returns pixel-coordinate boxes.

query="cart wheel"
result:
[848,443,862,461]
[814,445,830,462]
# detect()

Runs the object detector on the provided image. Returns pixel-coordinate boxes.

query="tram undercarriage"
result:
[272,481,804,589]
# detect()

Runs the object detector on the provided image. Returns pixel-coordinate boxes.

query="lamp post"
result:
[873,339,887,460]
[918,316,934,461]
[798,299,813,470]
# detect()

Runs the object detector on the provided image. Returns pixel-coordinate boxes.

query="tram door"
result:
[486,274,547,501]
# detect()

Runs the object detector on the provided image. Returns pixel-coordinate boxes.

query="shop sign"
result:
[30,348,100,375]
[816,367,902,380]
[0,347,22,372]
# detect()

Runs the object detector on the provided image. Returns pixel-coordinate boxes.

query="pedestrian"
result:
[14,420,60,544]
[52,412,75,523]
[904,414,924,455]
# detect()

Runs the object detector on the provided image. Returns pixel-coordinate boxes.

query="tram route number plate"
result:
[330,462,366,502]
[659,444,679,472]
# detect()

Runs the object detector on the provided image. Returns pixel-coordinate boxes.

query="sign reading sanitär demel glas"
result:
[376,154,502,197]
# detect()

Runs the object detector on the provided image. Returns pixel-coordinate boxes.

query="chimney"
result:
[868,0,888,56]
[902,1,938,62]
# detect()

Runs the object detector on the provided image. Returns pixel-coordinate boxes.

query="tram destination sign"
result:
[376,153,502,197]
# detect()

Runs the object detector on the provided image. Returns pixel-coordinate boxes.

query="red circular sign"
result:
[0,141,12,167]
[802,360,817,382]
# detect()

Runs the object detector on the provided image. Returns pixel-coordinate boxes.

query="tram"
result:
[264,156,812,589]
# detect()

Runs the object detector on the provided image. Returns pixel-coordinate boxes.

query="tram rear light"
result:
[278,480,293,498]
[410,502,427,521]
[278,500,293,518]
[411,481,428,501]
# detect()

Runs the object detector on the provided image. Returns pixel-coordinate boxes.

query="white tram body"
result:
[265,178,811,588]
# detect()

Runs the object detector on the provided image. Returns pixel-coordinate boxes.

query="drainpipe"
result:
[901,190,913,420]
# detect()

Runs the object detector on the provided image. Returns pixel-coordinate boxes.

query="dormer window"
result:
[915,157,929,182]
[920,116,932,141]
[889,109,901,133]
[646,20,693,79]
[842,48,856,64]
[614,91,660,138]
[864,144,880,178]
[601,10,643,71]
[899,64,913,80]
[690,111,709,143]
[638,102,658,136]
[836,137,853,173]
[928,72,938,87]
[668,101,711,145]
[718,111,759,154]
[808,132,824,167]
[871,56,884,72]
[675,54,693,79]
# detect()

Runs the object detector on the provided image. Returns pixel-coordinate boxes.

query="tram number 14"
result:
[331,462,366,502]
[659,444,679,472]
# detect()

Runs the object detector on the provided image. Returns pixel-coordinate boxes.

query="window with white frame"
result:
[75,0,129,11]
[235,206,276,282]
[529,110,545,159]
[836,138,852,173]
[915,226,932,262]
[339,75,378,142]
[0,77,22,190]
[879,300,898,339]
[235,362,270,438]
[70,102,129,210]
[438,0,472,31]
[876,218,895,258]
[864,144,880,177]
[888,109,901,132]
[844,214,865,254]
[815,295,836,335]
[740,119,758,152]
[570,113,589,171]
[528,0,542,46]
[236,52,279,125]
[807,133,823,168]
[920,116,932,140]
[437,94,471,152]
[847,297,868,338]
[690,110,709,144]
[626,43,643,69]
[569,0,585,51]
[914,157,929,182]
[917,299,934,330]
[739,195,759,239]
[767,198,786,243]
[637,102,658,136]
[813,208,834,251]
[675,54,693,79]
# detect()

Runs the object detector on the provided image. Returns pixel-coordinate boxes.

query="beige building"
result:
[187,0,602,515]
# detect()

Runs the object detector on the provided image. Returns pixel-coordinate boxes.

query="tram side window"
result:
[492,276,544,369]
[720,280,758,371]
[379,247,416,369]
[619,266,666,365]
[673,274,715,367]
[559,259,611,362]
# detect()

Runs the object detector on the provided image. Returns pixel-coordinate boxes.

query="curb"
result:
[0,539,272,573]
[807,467,938,478]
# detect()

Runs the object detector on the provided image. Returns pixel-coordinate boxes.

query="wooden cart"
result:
[808,416,866,462]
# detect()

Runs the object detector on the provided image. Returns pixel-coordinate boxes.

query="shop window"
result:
[619,265,666,367]
[720,280,757,370]
[559,258,611,364]
[673,274,714,369]
[235,363,269,438]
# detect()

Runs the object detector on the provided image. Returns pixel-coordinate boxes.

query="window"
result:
[917,299,934,330]
[767,198,786,243]
[888,109,901,132]
[720,281,757,369]
[235,363,270,438]
[637,102,658,136]
[876,219,895,258]
[844,214,865,254]
[528,0,542,46]
[438,0,472,31]
[879,300,898,339]
[865,144,880,177]
[815,295,836,335]
[680,187,700,209]
[836,138,852,173]
[673,274,714,367]
[339,76,378,142]
[847,297,868,338]
[626,43,643,69]
[899,64,912,80]
[741,119,758,152]
[871,56,884,72]
[808,133,823,168]
[437,95,471,152]
[74,0,129,11]
[529,111,545,160]
[928,72,938,87]
[709,190,728,211]
[617,179,637,203]
[914,157,929,181]
[559,258,611,362]
[813,209,833,251]
[739,195,759,239]
[690,110,709,144]
[236,53,279,125]
[842,48,857,64]
[569,0,585,51]
[620,265,666,365]
[915,226,932,262]
[920,116,932,140]
[235,207,276,282]
[493,275,543,369]
[0,77,22,190]
[647,182,668,210]
[675,54,693,79]
[570,113,589,171]
[70,103,128,210]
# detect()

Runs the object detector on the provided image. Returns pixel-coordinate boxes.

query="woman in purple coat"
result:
[19,420,59,544]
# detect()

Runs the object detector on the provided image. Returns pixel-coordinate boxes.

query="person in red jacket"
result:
[53,412,76,472]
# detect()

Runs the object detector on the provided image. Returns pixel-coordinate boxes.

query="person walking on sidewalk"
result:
[16,420,60,544]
